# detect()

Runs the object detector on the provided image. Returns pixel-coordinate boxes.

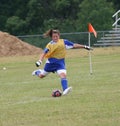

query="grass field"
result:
[0,47,120,126]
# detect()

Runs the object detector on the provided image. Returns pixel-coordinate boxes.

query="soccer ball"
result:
[52,89,62,97]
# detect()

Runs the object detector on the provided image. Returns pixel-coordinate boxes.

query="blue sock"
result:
[61,78,68,91]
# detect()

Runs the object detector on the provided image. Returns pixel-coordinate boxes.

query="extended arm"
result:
[64,39,92,50]
[73,43,85,48]
[73,43,92,50]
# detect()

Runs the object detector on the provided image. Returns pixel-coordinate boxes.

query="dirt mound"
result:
[0,31,42,57]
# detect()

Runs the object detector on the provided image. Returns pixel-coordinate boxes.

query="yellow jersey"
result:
[45,39,66,59]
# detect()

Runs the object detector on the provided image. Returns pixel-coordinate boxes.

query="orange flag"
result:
[88,23,97,38]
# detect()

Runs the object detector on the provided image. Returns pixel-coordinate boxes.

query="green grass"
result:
[0,48,120,126]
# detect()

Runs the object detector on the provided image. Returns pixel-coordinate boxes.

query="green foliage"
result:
[107,0,119,10]
[26,0,46,33]
[43,19,60,31]
[0,15,7,31]
[0,0,118,35]
[5,16,27,35]
[43,18,77,32]
[77,0,115,31]
[55,0,70,10]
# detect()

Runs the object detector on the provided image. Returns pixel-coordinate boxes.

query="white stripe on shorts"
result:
[57,69,67,75]
[40,69,49,76]
[40,69,66,76]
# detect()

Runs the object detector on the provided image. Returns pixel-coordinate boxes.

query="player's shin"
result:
[61,78,68,91]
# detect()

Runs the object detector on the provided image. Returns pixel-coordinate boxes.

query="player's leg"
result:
[32,61,54,78]
[32,69,49,78]
[32,62,56,78]
[57,70,72,95]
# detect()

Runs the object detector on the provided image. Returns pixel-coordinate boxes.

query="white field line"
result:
[4,97,56,106]
[0,81,37,85]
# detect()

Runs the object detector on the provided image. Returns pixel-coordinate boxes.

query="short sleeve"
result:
[64,39,74,49]
[43,48,49,53]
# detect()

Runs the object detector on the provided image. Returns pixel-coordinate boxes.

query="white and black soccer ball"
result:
[52,89,62,97]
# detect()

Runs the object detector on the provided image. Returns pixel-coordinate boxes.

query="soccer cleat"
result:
[32,69,41,76]
[62,86,72,96]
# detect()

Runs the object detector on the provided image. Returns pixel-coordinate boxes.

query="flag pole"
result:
[88,32,93,74]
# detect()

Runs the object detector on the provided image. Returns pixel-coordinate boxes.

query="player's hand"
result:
[84,45,93,50]
[35,60,42,67]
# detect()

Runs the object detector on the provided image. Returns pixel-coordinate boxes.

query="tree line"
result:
[0,0,119,36]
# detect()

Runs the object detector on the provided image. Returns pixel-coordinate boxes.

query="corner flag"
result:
[88,23,97,38]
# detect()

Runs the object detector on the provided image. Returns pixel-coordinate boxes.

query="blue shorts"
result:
[44,58,66,73]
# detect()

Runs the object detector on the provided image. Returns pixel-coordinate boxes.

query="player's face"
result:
[52,33,60,42]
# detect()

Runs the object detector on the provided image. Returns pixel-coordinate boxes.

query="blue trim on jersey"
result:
[44,48,49,53]
[64,39,74,47]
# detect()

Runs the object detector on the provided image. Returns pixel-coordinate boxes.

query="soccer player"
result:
[32,29,92,95]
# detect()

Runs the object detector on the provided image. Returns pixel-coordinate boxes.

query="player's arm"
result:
[64,39,92,50]
[73,43,85,48]
[73,43,92,50]
[35,48,49,67]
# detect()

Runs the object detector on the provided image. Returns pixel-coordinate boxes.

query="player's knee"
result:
[59,73,66,78]
[57,69,67,78]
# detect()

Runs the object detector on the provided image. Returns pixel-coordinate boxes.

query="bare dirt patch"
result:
[0,31,42,57]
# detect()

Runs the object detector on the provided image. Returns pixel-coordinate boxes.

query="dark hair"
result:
[43,29,60,38]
